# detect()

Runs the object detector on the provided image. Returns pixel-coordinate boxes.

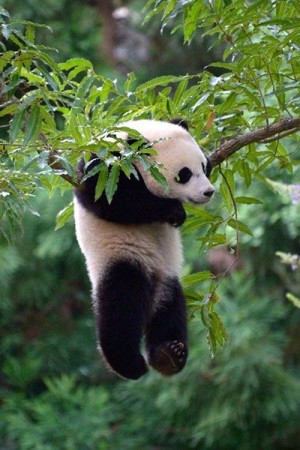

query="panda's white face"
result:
[156,135,214,204]
[122,120,215,204]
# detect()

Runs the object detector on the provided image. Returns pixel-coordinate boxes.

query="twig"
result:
[208,118,300,167]
[48,155,79,188]
[259,128,299,144]
[38,133,79,188]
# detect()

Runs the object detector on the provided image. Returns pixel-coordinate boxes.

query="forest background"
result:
[1,1,300,449]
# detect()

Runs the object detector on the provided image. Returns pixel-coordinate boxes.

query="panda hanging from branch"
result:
[74,119,215,380]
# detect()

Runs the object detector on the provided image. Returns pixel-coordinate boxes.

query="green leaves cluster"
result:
[0,10,188,230]
[145,0,300,139]
[3,375,112,449]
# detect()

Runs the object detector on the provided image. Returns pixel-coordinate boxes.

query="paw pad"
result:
[149,340,188,376]
[169,341,186,362]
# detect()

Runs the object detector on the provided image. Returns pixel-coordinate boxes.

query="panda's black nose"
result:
[204,189,214,198]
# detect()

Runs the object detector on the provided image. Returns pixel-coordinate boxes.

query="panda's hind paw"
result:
[149,340,187,376]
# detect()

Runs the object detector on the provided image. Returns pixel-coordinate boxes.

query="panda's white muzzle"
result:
[185,176,215,204]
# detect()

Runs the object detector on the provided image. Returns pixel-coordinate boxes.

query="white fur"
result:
[74,198,183,295]
[120,120,214,203]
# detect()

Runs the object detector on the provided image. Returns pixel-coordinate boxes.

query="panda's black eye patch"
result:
[176,167,193,184]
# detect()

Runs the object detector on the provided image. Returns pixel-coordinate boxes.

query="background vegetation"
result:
[1,0,300,449]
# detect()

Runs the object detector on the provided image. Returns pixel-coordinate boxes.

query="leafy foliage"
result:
[2,274,300,450]
[3,376,112,450]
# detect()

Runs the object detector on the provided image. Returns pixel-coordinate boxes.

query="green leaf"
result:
[76,75,95,100]
[9,107,26,143]
[135,75,183,93]
[120,159,138,179]
[286,293,300,308]
[162,0,177,19]
[105,165,120,204]
[55,202,74,230]
[124,72,136,92]
[23,104,42,146]
[235,196,263,204]
[149,166,169,192]
[209,62,234,71]
[207,233,227,248]
[185,288,204,304]
[0,103,18,118]
[227,218,253,236]
[241,161,252,187]
[81,162,101,183]
[25,24,35,43]
[68,114,83,144]
[182,271,214,287]
[59,58,93,72]
[20,67,44,84]
[182,209,220,233]
[219,179,233,212]
[62,59,93,81]
[208,310,229,355]
[34,60,59,90]
[173,77,189,105]
[95,164,108,201]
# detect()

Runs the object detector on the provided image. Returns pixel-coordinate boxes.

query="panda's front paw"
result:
[168,203,186,227]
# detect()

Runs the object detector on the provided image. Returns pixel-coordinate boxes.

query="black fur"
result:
[95,259,188,379]
[176,167,193,184]
[75,155,186,226]
[145,277,188,375]
[96,260,152,379]
[169,118,189,131]
[205,157,212,178]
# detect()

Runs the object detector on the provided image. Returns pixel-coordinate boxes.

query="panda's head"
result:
[122,119,215,205]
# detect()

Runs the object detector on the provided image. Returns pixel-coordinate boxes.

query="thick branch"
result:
[208,118,300,167]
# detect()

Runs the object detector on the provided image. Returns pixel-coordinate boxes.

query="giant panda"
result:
[74,119,214,380]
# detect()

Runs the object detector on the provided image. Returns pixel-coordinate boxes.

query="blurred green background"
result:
[1,1,300,449]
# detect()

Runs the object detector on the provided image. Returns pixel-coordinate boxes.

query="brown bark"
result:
[208,117,300,167]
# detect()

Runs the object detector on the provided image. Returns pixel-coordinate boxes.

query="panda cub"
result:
[74,119,214,380]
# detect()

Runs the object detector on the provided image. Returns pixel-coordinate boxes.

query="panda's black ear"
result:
[169,118,189,131]
[205,157,212,178]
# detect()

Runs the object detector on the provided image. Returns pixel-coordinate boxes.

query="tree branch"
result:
[208,118,300,167]
[38,133,79,188]
[48,155,79,188]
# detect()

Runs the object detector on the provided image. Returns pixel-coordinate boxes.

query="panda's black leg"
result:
[95,260,153,380]
[145,277,188,376]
